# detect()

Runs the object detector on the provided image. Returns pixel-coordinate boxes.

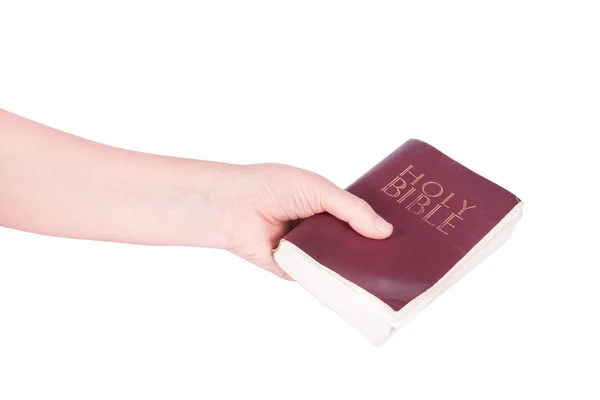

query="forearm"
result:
[0,109,234,248]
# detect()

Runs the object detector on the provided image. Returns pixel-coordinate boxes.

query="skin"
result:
[0,109,393,280]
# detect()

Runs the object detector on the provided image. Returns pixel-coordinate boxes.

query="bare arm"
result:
[0,108,233,248]
[0,109,392,278]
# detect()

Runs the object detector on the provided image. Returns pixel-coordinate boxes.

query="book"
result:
[273,139,523,345]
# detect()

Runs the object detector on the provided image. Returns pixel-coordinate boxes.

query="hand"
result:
[221,163,393,280]
[0,109,392,279]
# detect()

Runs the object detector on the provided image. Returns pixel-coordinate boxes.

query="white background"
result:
[1,1,598,399]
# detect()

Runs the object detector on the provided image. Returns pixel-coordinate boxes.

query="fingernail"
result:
[374,216,393,234]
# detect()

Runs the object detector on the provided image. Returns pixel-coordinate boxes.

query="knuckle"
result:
[355,197,372,211]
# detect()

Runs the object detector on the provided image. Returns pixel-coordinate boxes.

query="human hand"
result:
[221,163,393,280]
[0,109,392,279]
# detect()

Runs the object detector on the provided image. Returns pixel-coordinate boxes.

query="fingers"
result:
[264,260,294,281]
[279,272,294,281]
[320,184,393,239]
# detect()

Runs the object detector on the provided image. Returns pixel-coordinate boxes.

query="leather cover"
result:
[283,139,521,311]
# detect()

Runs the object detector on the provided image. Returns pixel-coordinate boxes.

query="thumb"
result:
[318,183,393,239]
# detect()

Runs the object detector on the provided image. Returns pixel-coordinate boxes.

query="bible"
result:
[273,139,523,345]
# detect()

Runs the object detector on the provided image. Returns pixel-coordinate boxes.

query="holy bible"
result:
[273,139,523,345]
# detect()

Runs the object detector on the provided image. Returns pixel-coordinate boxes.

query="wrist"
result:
[171,160,247,250]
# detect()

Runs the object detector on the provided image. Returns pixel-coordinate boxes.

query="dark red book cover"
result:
[283,139,521,311]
